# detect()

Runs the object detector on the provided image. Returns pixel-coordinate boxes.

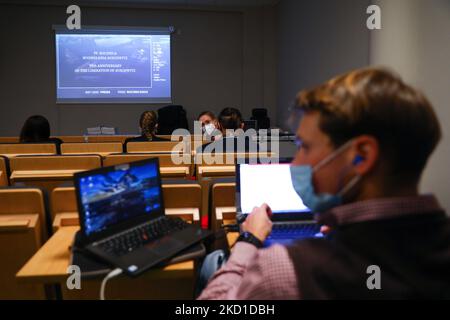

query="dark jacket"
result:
[287,211,450,299]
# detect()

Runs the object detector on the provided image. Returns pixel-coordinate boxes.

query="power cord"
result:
[100,268,123,300]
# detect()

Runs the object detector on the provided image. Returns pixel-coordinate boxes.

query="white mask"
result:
[204,123,215,135]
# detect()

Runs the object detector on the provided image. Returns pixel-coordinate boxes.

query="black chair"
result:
[157,105,189,135]
[250,108,270,130]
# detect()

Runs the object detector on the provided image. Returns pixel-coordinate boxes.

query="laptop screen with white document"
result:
[237,163,310,216]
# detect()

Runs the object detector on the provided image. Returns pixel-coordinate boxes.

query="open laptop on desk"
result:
[236,160,323,247]
[73,158,212,276]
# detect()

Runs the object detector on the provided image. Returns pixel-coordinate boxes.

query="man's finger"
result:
[261,203,273,217]
[320,225,331,234]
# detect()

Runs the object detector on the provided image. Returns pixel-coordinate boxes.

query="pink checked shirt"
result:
[198,195,443,300]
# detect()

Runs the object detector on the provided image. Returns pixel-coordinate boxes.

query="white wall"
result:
[370,0,450,213]
[277,0,371,130]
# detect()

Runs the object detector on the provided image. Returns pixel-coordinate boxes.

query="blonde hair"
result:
[139,111,158,140]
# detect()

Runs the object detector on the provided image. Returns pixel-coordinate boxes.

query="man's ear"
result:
[351,135,380,176]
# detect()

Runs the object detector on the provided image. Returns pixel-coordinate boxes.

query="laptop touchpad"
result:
[145,236,183,256]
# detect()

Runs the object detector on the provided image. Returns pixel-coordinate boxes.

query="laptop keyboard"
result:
[96,217,189,257]
[267,223,322,240]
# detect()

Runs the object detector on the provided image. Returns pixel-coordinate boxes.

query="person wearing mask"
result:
[199,67,450,299]
[19,115,63,153]
[197,111,218,136]
[199,107,255,153]
[124,111,169,152]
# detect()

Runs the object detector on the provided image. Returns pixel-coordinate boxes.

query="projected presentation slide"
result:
[55,31,171,103]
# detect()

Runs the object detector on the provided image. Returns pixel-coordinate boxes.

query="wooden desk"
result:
[227,232,239,247]
[1,153,55,158]
[198,166,235,176]
[11,167,190,180]
[10,170,84,193]
[17,226,196,299]
[10,169,83,181]
[0,214,45,299]
[160,166,191,178]
[215,206,237,231]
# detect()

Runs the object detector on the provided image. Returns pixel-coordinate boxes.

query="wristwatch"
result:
[237,232,264,248]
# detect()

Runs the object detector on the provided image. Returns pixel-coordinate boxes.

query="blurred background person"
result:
[19,115,62,153]
[124,110,168,152]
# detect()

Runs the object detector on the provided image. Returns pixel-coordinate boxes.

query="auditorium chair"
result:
[103,153,192,178]
[0,143,57,158]
[0,187,48,299]
[61,142,123,156]
[0,137,20,143]
[0,155,10,186]
[84,135,130,143]
[210,181,236,232]
[8,155,102,192]
[194,152,274,181]
[51,181,203,230]
[126,141,190,155]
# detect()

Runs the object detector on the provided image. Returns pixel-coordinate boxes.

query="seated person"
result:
[197,111,218,136]
[199,67,450,299]
[198,107,257,154]
[19,115,62,153]
[124,111,169,152]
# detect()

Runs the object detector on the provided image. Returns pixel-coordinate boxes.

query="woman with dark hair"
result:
[216,107,244,133]
[19,115,62,153]
[124,111,169,152]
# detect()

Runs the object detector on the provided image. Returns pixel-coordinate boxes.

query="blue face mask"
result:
[290,140,362,213]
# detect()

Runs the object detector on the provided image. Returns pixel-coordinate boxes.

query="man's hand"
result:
[320,225,332,235]
[241,204,273,242]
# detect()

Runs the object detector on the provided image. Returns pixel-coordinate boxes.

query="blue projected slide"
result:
[55,29,171,103]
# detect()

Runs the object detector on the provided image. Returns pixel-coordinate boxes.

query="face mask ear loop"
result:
[337,175,361,197]
[312,140,354,173]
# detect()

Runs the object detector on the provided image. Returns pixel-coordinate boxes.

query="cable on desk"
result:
[100,268,123,300]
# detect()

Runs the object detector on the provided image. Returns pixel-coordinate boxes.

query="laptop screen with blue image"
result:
[77,159,163,236]
[238,163,310,215]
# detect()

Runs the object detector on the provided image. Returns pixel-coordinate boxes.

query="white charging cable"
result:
[100,268,123,300]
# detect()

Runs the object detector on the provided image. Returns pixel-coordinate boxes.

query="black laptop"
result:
[73,158,212,276]
[236,159,323,247]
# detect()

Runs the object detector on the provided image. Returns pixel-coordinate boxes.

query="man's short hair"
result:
[295,67,441,181]
[218,107,243,130]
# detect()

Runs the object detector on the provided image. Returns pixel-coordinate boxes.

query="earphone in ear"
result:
[353,155,365,165]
